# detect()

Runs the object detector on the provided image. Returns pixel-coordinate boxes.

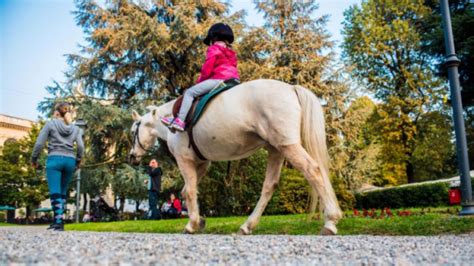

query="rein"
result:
[133,121,154,153]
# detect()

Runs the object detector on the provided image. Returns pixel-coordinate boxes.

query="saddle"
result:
[172,78,240,125]
[171,78,240,160]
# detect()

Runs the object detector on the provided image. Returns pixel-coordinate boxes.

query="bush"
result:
[355,178,474,209]
[266,168,311,214]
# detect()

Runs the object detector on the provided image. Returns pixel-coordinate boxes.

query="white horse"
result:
[129,79,342,235]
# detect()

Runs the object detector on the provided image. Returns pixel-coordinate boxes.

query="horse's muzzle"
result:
[128,154,139,165]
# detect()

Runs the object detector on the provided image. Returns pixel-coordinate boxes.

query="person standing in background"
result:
[145,159,162,220]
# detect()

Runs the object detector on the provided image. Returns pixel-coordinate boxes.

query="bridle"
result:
[132,121,154,153]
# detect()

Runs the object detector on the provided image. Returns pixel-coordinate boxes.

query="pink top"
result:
[196,43,240,83]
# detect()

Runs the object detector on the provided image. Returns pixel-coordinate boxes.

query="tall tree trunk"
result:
[401,119,415,184]
[135,200,140,213]
[119,196,125,213]
[25,205,31,224]
[83,193,88,211]
[406,160,415,183]
[6,210,15,223]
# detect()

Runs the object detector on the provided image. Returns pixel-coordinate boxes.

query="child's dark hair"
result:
[211,36,232,47]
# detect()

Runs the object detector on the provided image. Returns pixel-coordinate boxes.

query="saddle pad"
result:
[172,78,240,126]
[190,78,240,126]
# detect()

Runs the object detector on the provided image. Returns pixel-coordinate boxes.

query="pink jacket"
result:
[196,43,240,84]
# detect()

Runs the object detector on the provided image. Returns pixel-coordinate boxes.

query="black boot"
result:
[47,223,64,231]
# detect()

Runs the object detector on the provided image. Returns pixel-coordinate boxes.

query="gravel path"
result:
[1,226,473,265]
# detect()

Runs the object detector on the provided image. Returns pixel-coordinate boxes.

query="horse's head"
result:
[128,108,161,164]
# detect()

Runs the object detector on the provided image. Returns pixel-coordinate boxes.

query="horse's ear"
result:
[132,110,141,121]
[151,109,158,120]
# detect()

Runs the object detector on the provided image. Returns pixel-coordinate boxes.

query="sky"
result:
[0,0,360,121]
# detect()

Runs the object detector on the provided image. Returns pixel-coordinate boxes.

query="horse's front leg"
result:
[239,147,284,235]
[176,157,204,234]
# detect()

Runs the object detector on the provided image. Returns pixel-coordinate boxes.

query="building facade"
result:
[0,114,35,146]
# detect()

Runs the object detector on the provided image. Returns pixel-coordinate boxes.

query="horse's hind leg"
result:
[176,157,203,234]
[239,147,284,235]
[279,144,342,235]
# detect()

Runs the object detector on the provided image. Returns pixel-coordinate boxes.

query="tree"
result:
[342,0,452,184]
[112,164,148,212]
[239,0,332,94]
[70,0,240,100]
[338,96,383,188]
[423,0,474,95]
[0,124,49,217]
[80,165,112,210]
[411,111,456,181]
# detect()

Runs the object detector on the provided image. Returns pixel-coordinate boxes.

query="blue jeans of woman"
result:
[46,155,76,224]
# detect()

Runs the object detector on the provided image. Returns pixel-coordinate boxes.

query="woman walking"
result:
[31,102,84,231]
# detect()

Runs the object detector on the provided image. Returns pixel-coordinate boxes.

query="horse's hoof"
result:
[199,217,206,231]
[320,227,336,236]
[183,225,195,234]
[237,227,251,235]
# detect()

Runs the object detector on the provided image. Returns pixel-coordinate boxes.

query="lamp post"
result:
[440,0,474,215]
[75,118,87,222]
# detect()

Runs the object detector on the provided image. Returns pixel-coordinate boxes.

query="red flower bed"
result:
[352,207,411,218]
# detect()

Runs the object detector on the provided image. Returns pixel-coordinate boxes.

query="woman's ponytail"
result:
[63,112,73,125]
[54,102,73,125]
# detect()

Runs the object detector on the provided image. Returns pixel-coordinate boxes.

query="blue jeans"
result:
[46,155,76,195]
[148,191,161,220]
[46,155,76,224]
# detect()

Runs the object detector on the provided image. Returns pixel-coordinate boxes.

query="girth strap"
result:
[183,78,240,161]
[187,126,207,161]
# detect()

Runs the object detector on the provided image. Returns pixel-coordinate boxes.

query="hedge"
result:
[355,178,474,209]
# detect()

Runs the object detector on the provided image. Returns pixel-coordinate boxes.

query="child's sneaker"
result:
[161,116,174,126]
[171,118,186,132]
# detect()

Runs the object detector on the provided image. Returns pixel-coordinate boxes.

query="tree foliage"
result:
[422,0,474,170]
[337,96,383,188]
[342,0,455,184]
[423,0,474,94]
[0,124,49,211]
[239,0,332,94]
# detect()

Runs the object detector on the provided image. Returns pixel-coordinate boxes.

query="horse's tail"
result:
[293,85,330,216]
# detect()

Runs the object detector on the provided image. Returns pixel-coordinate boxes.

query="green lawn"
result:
[0,222,17,226]
[66,208,474,236]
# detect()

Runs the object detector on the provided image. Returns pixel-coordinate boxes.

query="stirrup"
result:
[171,123,185,132]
